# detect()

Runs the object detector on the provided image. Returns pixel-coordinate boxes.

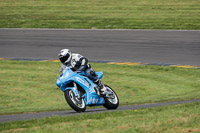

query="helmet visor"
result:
[59,53,70,64]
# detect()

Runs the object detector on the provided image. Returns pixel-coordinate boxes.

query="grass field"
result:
[0,102,199,133]
[0,60,200,115]
[0,0,200,29]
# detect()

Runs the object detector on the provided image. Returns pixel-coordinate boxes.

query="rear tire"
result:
[64,89,86,112]
[103,85,119,110]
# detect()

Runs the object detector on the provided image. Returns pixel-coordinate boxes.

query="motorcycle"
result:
[56,66,119,112]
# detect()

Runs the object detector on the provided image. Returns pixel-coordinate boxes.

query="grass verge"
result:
[0,0,200,29]
[0,60,199,114]
[0,102,200,133]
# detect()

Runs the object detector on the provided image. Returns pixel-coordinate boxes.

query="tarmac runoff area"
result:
[0,99,200,123]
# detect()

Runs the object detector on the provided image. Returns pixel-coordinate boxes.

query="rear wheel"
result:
[103,85,119,110]
[64,89,86,112]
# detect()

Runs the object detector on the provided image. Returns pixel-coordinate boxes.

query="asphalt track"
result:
[0,99,200,123]
[0,29,200,66]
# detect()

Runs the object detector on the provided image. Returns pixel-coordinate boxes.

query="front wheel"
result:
[103,85,119,110]
[64,89,86,112]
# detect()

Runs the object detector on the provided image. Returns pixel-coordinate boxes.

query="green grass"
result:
[0,0,200,29]
[0,102,200,133]
[0,60,199,115]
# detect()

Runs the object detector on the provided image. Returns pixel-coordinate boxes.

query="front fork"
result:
[73,82,81,99]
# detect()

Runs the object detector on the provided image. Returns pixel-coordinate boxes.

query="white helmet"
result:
[58,49,72,64]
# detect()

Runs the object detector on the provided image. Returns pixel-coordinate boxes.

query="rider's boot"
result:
[94,79,106,96]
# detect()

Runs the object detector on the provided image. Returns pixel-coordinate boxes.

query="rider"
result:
[58,49,106,95]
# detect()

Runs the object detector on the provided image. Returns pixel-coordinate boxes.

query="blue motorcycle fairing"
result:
[96,71,103,80]
[56,66,105,106]
[56,67,78,92]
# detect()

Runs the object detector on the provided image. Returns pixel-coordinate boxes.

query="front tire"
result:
[103,85,119,110]
[64,89,86,112]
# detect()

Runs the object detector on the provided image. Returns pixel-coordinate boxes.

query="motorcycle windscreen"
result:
[95,72,103,79]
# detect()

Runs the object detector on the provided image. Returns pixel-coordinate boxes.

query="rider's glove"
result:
[75,65,86,73]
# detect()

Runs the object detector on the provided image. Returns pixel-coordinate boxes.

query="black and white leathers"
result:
[59,53,88,75]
